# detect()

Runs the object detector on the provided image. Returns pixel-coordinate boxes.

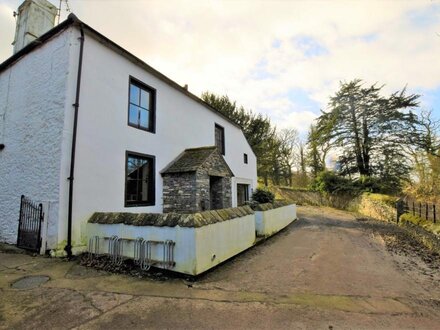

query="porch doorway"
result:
[209,176,223,210]
[237,184,249,206]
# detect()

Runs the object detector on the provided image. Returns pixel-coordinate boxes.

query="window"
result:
[215,124,225,155]
[128,77,155,132]
[244,153,248,164]
[125,152,155,206]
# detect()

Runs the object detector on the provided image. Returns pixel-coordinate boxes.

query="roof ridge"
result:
[185,146,217,152]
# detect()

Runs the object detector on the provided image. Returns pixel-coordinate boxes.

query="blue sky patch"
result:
[249,58,275,80]
[271,39,282,49]
[359,33,378,43]
[286,88,321,113]
[406,4,440,29]
[293,36,329,57]
[416,87,440,121]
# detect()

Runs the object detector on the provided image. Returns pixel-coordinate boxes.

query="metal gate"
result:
[17,195,44,252]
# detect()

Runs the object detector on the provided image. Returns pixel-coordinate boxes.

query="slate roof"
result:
[161,146,233,176]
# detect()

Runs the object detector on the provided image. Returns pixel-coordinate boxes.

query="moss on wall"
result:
[356,193,399,222]
[88,206,254,228]
[400,214,440,236]
[252,200,292,211]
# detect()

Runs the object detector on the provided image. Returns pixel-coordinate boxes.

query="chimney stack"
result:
[12,0,58,54]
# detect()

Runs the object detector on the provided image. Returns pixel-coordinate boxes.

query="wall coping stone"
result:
[88,205,254,228]
[252,201,293,211]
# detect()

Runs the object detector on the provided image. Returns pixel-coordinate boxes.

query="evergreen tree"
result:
[315,79,419,189]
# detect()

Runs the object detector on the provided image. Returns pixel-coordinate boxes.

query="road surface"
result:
[1,206,439,329]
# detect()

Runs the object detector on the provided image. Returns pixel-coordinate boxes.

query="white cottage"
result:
[0,0,257,257]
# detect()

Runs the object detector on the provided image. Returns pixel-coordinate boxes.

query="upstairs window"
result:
[128,78,155,132]
[125,151,155,206]
[244,153,248,164]
[215,124,225,155]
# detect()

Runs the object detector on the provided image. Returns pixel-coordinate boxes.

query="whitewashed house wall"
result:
[68,28,257,250]
[0,28,79,247]
[0,23,257,253]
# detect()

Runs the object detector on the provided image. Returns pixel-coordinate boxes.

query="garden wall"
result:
[254,203,297,237]
[84,206,256,275]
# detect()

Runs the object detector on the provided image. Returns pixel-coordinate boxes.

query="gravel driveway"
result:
[1,205,440,329]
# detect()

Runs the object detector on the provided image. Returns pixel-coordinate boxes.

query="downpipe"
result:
[65,24,85,258]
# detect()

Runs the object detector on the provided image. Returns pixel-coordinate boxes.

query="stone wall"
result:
[196,171,210,211]
[356,194,397,222]
[278,188,357,210]
[162,149,232,213]
[220,177,232,208]
[163,171,232,213]
[162,173,197,213]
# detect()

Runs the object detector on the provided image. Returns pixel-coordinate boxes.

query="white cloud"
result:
[1,0,439,130]
[0,2,16,61]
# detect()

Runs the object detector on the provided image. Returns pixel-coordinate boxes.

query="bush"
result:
[252,188,275,204]
[310,171,358,194]
[364,193,399,207]
[356,175,402,195]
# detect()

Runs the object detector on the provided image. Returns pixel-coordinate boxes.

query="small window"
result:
[244,153,248,164]
[215,124,225,155]
[125,152,155,206]
[128,78,155,132]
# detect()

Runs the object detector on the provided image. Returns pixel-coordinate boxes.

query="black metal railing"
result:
[17,195,44,252]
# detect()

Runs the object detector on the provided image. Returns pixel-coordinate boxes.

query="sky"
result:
[1,0,439,135]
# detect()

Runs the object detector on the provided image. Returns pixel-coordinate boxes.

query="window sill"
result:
[125,201,155,208]
[128,123,156,134]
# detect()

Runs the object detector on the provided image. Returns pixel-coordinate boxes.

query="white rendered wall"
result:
[255,204,297,237]
[68,29,257,250]
[0,29,75,246]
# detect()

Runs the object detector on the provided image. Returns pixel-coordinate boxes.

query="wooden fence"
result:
[402,199,437,223]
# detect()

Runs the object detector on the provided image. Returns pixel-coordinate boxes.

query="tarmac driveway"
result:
[1,206,440,329]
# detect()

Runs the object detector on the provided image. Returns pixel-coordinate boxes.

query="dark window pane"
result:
[129,104,139,125]
[140,89,150,109]
[130,84,140,105]
[139,109,149,129]
[126,178,137,202]
[128,79,155,133]
[126,153,153,206]
[140,164,149,201]
[215,125,224,155]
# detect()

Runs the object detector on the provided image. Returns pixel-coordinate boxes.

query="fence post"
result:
[17,195,25,247]
[434,204,436,224]
[419,202,422,218]
[396,200,404,223]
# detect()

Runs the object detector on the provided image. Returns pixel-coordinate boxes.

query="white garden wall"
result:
[255,204,297,237]
[85,214,255,275]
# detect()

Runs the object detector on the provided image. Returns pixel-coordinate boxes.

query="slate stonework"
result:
[162,172,197,213]
[162,146,233,213]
